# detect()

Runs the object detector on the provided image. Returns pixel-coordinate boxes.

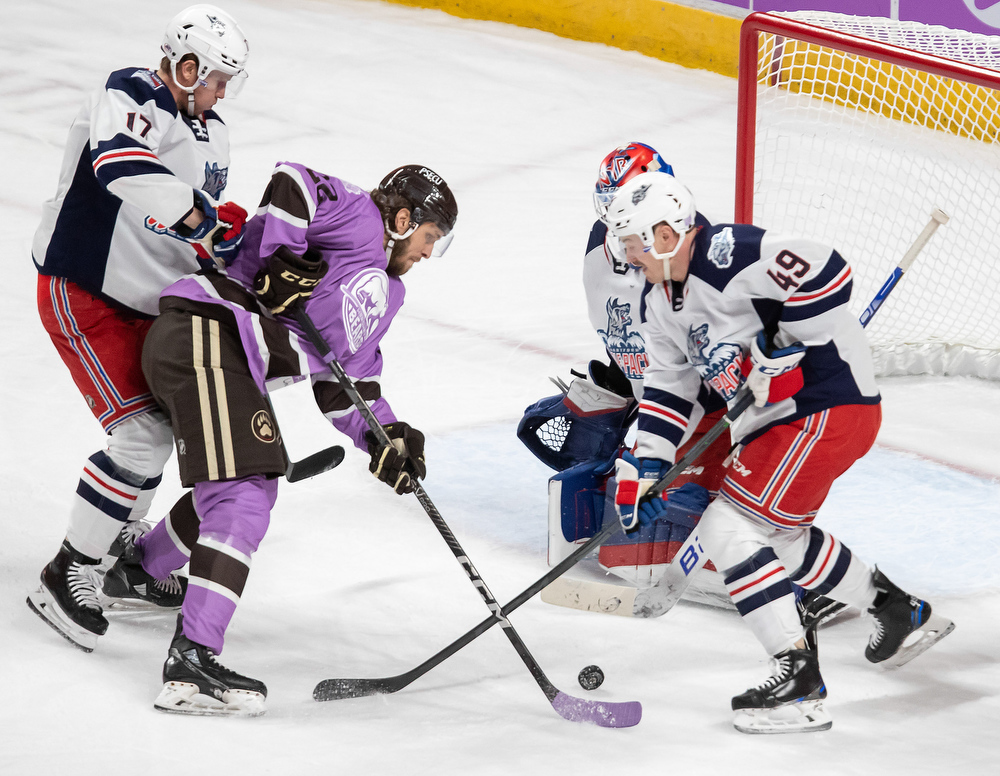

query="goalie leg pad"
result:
[547,456,615,566]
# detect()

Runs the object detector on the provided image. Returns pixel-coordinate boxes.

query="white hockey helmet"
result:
[161,5,249,98]
[606,172,697,262]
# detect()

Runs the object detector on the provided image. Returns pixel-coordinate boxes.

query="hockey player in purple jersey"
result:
[109,162,458,716]
[27,5,251,653]
[605,171,954,733]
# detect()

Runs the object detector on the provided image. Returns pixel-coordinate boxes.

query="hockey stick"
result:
[859,208,949,328]
[631,208,950,618]
[311,375,739,703]
[291,306,640,728]
[311,208,950,695]
[285,445,346,483]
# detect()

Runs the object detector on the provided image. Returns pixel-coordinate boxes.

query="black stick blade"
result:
[313,676,406,701]
[286,445,345,483]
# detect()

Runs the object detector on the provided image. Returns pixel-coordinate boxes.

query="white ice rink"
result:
[2,1,999,774]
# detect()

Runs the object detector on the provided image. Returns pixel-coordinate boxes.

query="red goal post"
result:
[735,12,1000,379]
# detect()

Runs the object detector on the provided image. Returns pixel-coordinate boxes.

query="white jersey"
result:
[636,221,880,462]
[33,67,231,316]
[583,221,649,401]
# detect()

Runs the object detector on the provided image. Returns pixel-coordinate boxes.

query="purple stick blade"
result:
[551,692,642,728]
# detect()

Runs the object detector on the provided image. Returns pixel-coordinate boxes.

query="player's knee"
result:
[106,410,174,479]
[698,497,766,574]
[194,475,277,556]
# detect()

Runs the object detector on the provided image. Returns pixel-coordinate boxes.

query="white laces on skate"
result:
[154,575,184,596]
[869,615,885,649]
[120,519,153,549]
[66,562,104,610]
[753,654,792,692]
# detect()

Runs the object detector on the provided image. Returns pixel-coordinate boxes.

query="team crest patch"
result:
[687,323,743,400]
[342,269,389,353]
[631,184,651,205]
[203,162,228,198]
[252,410,277,443]
[206,14,227,35]
[598,298,647,379]
[708,227,735,269]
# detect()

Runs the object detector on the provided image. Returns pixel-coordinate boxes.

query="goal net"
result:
[736,11,1000,379]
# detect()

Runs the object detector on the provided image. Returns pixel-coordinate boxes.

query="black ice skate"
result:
[731,647,832,734]
[154,617,267,717]
[866,568,954,668]
[102,532,186,608]
[105,518,151,561]
[26,541,109,652]
[798,590,848,632]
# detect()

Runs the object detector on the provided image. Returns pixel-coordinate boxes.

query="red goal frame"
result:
[734,11,1000,224]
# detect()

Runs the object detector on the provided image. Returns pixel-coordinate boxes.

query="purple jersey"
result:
[160,162,403,450]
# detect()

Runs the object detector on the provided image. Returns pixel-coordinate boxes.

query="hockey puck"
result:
[577,664,605,691]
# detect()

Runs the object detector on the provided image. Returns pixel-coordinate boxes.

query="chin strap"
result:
[168,60,199,118]
[384,221,416,262]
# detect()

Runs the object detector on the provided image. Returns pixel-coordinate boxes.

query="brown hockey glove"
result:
[254,246,328,314]
[365,422,426,495]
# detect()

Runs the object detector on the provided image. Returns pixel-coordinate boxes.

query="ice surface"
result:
[1,2,997,774]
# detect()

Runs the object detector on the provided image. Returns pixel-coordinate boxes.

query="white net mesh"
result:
[747,12,1000,379]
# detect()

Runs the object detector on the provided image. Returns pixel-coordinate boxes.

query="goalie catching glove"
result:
[254,246,329,314]
[745,330,807,408]
[366,422,426,495]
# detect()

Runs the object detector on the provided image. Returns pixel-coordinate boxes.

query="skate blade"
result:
[883,613,955,669]
[99,593,182,612]
[733,699,832,735]
[26,588,99,653]
[154,682,266,717]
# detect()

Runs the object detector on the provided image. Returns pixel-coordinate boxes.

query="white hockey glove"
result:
[746,331,807,408]
[613,452,668,532]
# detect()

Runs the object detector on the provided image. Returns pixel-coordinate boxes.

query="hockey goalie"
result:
[514,142,736,616]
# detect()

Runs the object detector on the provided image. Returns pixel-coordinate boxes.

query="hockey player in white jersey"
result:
[519,143,732,588]
[605,172,953,733]
[27,5,251,653]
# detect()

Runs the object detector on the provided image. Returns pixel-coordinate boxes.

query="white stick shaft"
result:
[899,208,949,273]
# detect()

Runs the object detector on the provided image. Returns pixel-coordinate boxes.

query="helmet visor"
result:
[199,69,248,99]
[431,230,454,258]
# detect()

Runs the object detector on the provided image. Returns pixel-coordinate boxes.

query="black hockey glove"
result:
[569,358,634,399]
[365,422,426,495]
[254,246,328,314]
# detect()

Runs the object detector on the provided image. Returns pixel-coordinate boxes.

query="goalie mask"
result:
[376,165,458,258]
[593,142,674,226]
[517,379,636,472]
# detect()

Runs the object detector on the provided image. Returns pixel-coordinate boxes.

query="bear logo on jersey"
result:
[708,227,735,269]
[342,269,390,353]
[599,298,647,379]
[687,323,743,400]
[252,410,277,443]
